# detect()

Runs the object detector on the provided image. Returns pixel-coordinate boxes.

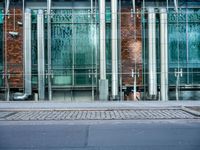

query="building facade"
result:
[0,0,200,101]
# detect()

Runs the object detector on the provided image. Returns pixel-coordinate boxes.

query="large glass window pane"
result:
[0,10,3,87]
[188,9,200,65]
[188,8,200,84]
[74,9,95,85]
[168,9,187,67]
[168,9,187,85]
[31,10,38,86]
[51,9,73,86]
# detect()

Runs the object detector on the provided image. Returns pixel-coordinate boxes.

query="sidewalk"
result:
[0,101,200,121]
[0,101,200,110]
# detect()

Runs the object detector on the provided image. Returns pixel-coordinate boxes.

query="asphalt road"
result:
[0,120,200,150]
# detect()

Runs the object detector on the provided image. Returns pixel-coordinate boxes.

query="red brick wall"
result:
[4,8,23,88]
[121,8,142,87]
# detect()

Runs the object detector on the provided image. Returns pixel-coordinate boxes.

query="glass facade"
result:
[0,0,200,101]
[0,10,3,87]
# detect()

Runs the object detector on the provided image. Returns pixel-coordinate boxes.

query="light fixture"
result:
[9,31,19,37]
[17,21,23,25]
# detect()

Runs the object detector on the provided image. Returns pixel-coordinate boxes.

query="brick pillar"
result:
[121,8,142,99]
[4,8,23,88]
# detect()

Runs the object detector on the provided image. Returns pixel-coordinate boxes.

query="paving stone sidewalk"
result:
[0,108,199,121]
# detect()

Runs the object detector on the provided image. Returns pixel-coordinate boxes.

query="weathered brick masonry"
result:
[121,8,142,87]
[4,8,23,88]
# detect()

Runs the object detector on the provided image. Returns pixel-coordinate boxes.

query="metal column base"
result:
[148,94,157,100]
[99,79,108,101]
[111,95,119,101]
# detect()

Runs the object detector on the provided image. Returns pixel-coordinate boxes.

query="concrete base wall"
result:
[99,79,108,101]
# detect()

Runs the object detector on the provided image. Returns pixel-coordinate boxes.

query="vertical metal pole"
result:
[175,68,182,101]
[5,0,10,15]
[95,0,98,100]
[47,0,52,100]
[99,0,108,100]
[37,10,45,100]
[160,8,168,101]
[111,0,118,99]
[132,0,135,14]
[166,0,169,11]
[132,0,137,100]
[91,0,94,100]
[4,0,9,101]
[24,9,32,95]
[186,7,189,84]
[142,0,146,99]
[174,0,178,13]
[118,0,123,100]
[72,10,75,101]
[148,8,157,98]
[99,0,106,80]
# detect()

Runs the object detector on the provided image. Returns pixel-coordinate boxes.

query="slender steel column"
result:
[99,0,106,80]
[47,0,52,100]
[111,0,118,99]
[99,0,108,100]
[174,0,178,13]
[132,0,135,13]
[5,0,10,15]
[37,10,45,100]
[24,8,32,95]
[148,8,157,98]
[160,8,168,101]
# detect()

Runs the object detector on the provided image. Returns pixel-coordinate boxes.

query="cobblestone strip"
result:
[0,112,16,119]
[0,109,199,121]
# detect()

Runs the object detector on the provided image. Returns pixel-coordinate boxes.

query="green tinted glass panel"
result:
[0,11,3,24]
[74,24,93,68]
[31,23,38,85]
[74,69,92,85]
[168,8,200,85]
[74,9,96,85]
[188,9,200,84]
[106,24,111,83]
[73,9,90,23]
[51,10,73,86]
[168,9,187,68]
[188,9,200,65]
[52,24,72,67]
[31,23,37,65]
[0,24,2,86]
[52,9,72,23]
